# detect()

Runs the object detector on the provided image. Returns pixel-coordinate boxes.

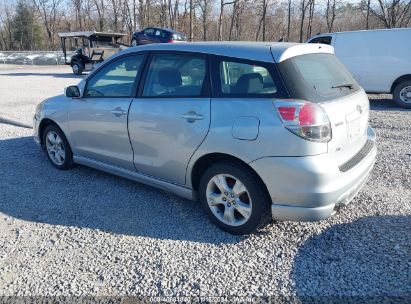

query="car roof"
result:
[146,27,184,34]
[121,41,333,63]
[58,31,126,38]
[312,27,411,37]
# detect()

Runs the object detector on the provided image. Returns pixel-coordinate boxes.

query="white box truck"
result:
[308,28,411,108]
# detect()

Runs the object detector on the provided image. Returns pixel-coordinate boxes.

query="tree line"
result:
[0,0,410,51]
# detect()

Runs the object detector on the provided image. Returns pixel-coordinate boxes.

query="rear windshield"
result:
[172,33,187,41]
[278,53,360,103]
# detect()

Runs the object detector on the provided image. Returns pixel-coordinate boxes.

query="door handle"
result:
[181,111,204,123]
[110,107,127,117]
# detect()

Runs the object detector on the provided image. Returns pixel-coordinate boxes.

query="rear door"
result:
[128,51,211,185]
[141,28,155,44]
[277,53,369,164]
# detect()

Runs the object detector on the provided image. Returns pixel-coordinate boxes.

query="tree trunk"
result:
[287,0,291,41]
[218,0,224,41]
[189,0,193,41]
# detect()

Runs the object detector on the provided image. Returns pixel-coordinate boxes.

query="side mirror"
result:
[65,85,80,98]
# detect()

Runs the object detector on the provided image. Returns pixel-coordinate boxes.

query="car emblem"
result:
[357,105,363,114]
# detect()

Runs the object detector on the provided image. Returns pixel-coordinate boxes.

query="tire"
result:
[393,80,411,109]
[42,124,74,170]
[199,162,270,234]
[72,63,83,75]
[131,38,139,47]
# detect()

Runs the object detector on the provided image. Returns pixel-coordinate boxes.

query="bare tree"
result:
[298,0,310,42]
[370,0,411,28]
[256,0,269,41]
[218,0,236,41]
[365,0,371,29]
[189,0,193,41]
[325,0,337,32]
[92,0,105,31]
[33,0,62,50]
[197,0,210,40]
[286,0,291,41]
[306,0,315,40]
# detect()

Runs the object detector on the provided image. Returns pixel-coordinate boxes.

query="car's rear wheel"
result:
[199,162,270,234]
[393,80,411,109]
[131,38,139,47]
[43,124,73,170]
[72,63,83,75]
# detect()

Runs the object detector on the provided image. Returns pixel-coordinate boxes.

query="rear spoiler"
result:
[273,44,334,63]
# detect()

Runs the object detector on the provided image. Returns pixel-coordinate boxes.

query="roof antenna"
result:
[278,37,284,42]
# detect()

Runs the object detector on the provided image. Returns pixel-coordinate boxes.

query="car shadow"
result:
[2,72,86,79]
[291,215,411,302]
[0,136,242,244]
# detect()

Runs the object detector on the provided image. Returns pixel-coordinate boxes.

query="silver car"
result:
[33,42,377,234]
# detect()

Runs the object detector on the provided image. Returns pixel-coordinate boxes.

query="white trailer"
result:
[308,28,411,108]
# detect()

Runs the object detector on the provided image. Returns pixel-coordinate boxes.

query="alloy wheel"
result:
[45,131,66,166]
[206,174,252,226]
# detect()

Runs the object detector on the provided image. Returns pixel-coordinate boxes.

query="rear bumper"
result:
[249,127,377,222]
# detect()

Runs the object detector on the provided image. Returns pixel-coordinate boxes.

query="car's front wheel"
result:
[199,162,270,234]
[393,80,411,109]
[43,124,73,170]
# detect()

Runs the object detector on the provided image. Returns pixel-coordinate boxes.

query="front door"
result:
[128,52,211,185]
[68,53,146,170]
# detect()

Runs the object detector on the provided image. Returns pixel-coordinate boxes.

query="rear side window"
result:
[278,53,360,103]
[212,57,285,98]
[155,30,167,38]
[142,53,207,97]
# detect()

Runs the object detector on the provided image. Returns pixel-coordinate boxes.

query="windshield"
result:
[278,53,360,103]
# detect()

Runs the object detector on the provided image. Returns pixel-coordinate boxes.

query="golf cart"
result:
[58,31,127,75]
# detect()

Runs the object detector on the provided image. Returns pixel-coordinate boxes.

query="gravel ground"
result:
[0,65,410,302]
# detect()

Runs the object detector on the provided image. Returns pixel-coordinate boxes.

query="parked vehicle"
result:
[33,42,376,234]
[308,28,411,108]
[58,31,127,75]
[131,27,187,46]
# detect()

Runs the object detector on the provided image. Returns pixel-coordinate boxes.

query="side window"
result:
[308,36,332,45]
[142,53,207,97]
[154,30,167,38]
[144,28,154,36]
[84,55,145,97]
[218,59,277,96]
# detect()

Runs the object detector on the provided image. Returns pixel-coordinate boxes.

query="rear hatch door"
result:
[276,52,369,164]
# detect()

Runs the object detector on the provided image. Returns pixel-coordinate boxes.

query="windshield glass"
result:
[278,53,360,103]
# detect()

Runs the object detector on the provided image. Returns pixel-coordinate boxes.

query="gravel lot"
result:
[0,65,410,301]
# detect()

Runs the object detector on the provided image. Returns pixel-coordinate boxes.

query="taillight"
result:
[168,39,175,43]
[274,100,332,142]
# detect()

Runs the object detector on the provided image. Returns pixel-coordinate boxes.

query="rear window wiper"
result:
[331,83,354,89]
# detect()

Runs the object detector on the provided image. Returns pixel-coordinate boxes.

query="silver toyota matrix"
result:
[34,42,377,234]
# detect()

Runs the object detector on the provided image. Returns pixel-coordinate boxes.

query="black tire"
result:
[199,162,270,235]
[72,63,83,75]
[393,80,411,109]
[42,124,74,170]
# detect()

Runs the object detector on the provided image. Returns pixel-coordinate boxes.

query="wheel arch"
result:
[38,118,65,147]
[189,153,270,199]
[390,74,411,93]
